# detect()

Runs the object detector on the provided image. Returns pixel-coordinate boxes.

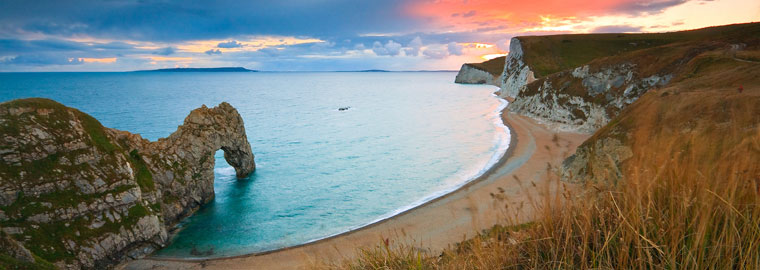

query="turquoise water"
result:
[0,72,509,258]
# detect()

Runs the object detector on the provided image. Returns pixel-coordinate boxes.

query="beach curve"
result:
[119,98,590,270]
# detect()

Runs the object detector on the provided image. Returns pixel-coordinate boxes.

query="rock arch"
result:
[135,102,256,224]
[0,99,255,268]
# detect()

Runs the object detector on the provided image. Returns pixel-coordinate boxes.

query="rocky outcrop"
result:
[508,62,673,133]
[561,137,632,184]
[0,98,255,269]
[498,38,536,99]
[455,56,506,87]
[558,23,760,184]
[502,38,725,133]
[454,64,500,86]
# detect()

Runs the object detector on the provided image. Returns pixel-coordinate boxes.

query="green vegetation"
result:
[0,254,56,270]
[518,22,760,77]
[77,112,117,154]
[3,201,153,263]
[0,185,135,219]
[465,56,505,76]
[127,149,156,192]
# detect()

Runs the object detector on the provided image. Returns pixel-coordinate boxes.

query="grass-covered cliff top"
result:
[518,22,760,77]
[464,56,506,76]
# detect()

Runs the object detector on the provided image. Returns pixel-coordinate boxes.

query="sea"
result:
[0,71,509,258]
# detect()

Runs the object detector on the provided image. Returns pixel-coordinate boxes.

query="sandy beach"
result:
[120,106,590,270]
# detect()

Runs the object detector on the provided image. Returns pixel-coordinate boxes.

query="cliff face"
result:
[454,56,506,87]
[0,99,254,269]
[491,23,760,185]
[498,38,536,98]
[500,22,760,133]
[454,64,500,85]
[553,24,760,184]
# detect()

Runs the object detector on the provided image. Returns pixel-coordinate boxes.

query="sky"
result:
[0,0,758,71]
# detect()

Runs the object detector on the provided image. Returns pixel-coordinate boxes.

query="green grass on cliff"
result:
[519,22,760,77]
[128,150,156,192]
[0,254,56,270]
[0,98,160,266]
[465,56,506,76]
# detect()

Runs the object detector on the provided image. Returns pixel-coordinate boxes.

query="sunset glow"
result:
[481,54,508,60]
[0,0,757,71]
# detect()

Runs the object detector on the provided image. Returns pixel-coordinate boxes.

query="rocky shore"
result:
[0,98,255,269]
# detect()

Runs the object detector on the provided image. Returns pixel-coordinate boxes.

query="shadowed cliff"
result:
[0,99,254,269]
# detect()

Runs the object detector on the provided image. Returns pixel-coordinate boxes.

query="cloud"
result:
[217,40,243,48]
[372,40,402,56]
[406,0,692,33]
[447,42,463,56]
[403,36,423,56]
[422,47,448,59]
[2,54,84,66]
[259,47,280,57]
[462,10,477,18]
[0,0,421,42]
[612,0,688,14]
[204,49,222,55]
[591,25,643,33]
[153,47,176,56]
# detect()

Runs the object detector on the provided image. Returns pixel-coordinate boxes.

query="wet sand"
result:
[120,107,590,270]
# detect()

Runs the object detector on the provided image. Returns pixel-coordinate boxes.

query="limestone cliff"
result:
[498,38,535,98]
[0,98,254,269]
[454,56,505,87]
[500,22,760,133]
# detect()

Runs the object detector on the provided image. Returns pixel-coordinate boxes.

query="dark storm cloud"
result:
[0,0,419,42]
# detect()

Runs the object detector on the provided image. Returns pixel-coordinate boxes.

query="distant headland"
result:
[134,67,257,72]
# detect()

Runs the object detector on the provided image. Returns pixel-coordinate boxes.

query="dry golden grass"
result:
[318,134,760,269]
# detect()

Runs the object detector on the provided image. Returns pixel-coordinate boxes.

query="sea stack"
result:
[0,98,254,269]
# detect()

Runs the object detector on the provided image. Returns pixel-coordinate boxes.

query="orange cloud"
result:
[405,0,636,30]
[79,57,117,63]
[405,0,759,36]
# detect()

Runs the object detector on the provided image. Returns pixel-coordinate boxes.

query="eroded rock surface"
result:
[0,98,254,269]
[498,38,536,99]
[454,64,500,86]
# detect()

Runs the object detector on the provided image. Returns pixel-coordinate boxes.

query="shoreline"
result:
[121,95,590,270]
[151,89,516,261]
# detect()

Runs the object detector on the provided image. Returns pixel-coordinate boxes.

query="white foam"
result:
[214,166,236,175]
